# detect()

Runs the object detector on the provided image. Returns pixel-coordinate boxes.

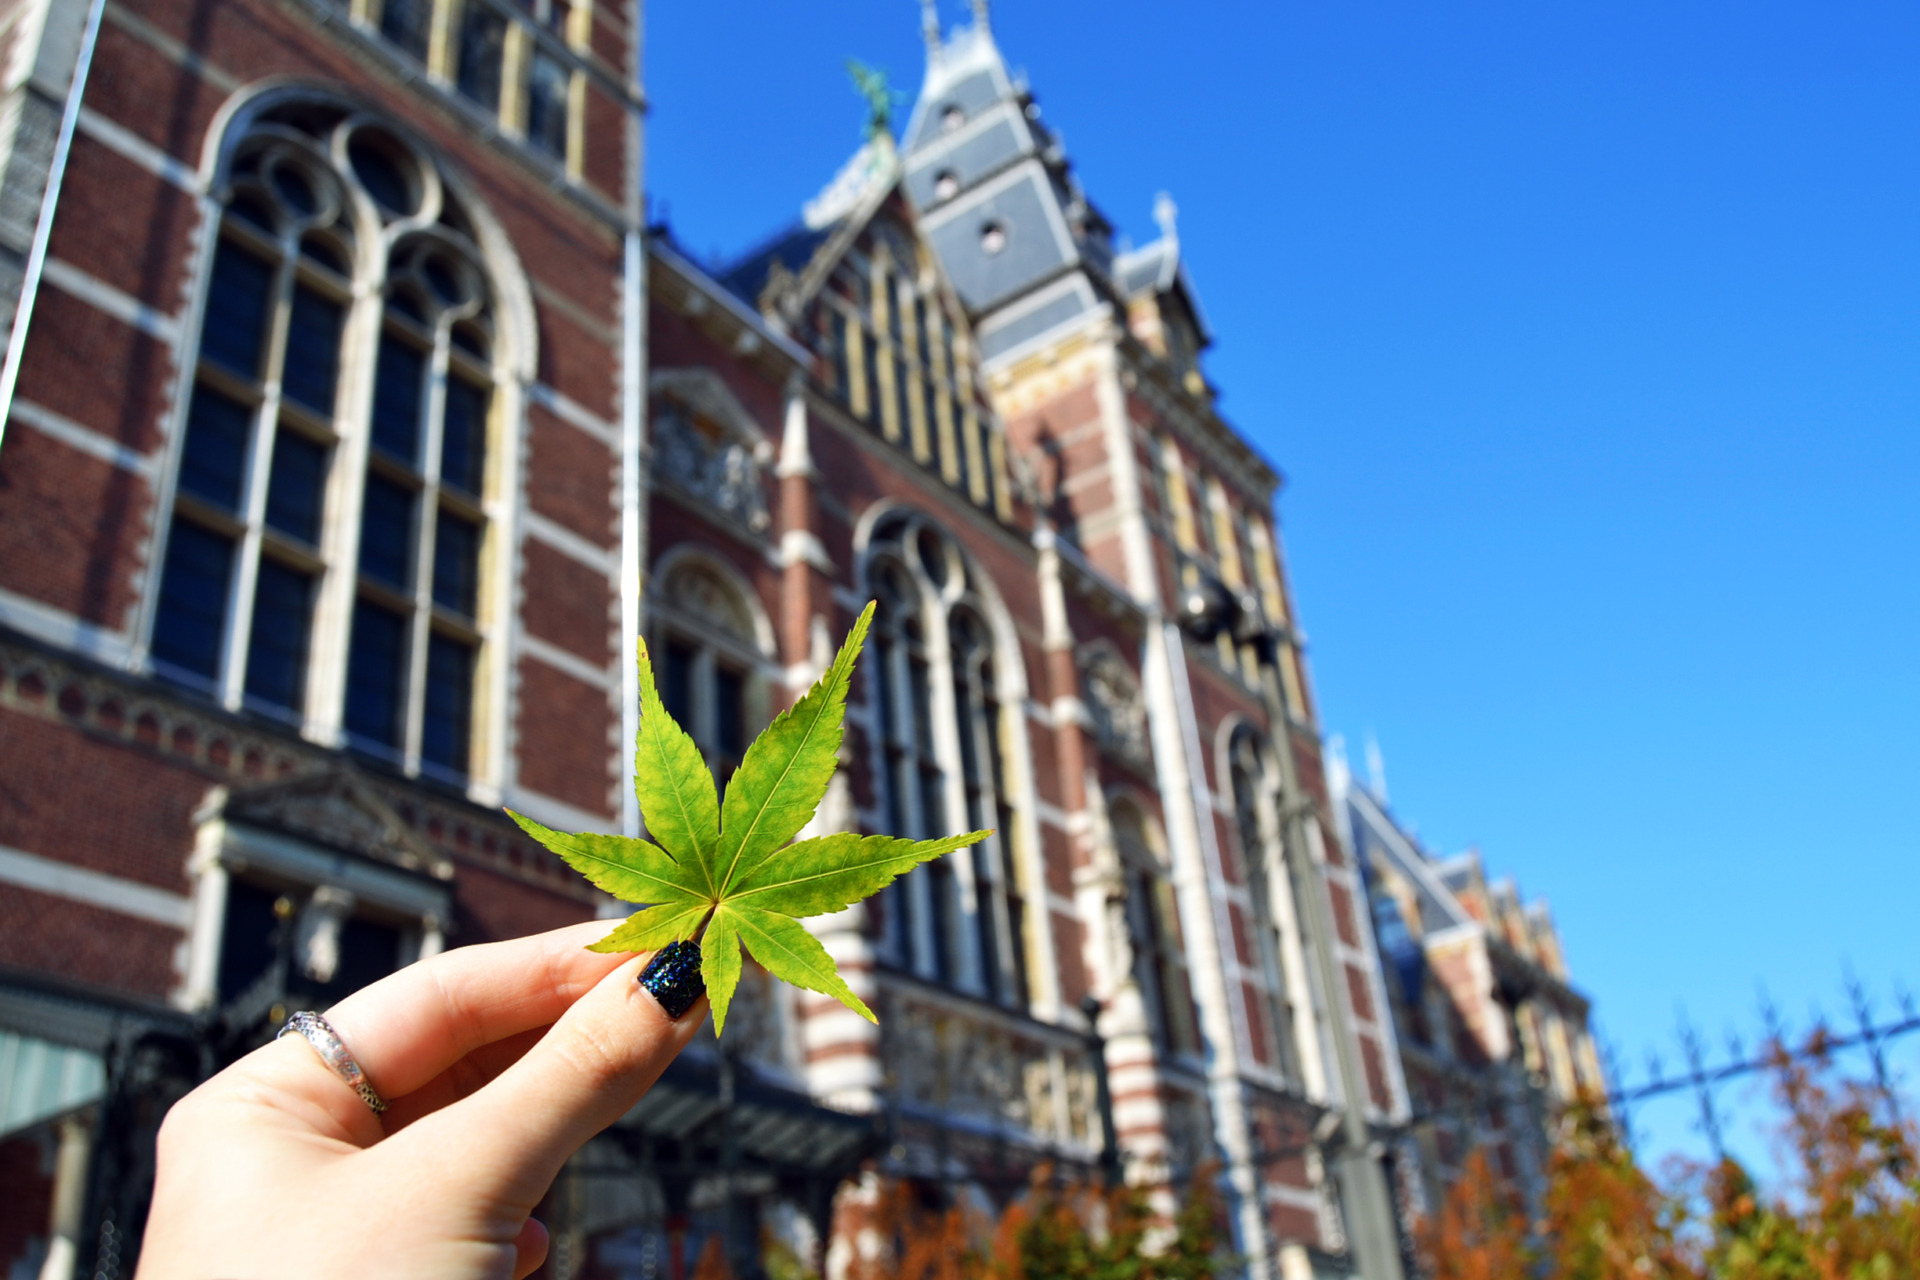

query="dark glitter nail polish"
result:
[637,940,704,1019]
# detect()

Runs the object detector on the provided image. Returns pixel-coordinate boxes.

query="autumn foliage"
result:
[1415,1031,1919,1278]
[838,1166,1232,1280]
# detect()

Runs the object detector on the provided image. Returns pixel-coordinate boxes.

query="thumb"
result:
[400,943,707,1207]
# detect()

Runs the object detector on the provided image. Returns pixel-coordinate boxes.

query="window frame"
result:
[864,514,1031,1010]
[142,102,521,799]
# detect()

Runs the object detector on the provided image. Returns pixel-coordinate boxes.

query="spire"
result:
[1153,191,1179,251]
[921,0,941,60]
[971,0,991,35]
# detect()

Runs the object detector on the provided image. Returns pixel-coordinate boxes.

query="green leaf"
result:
[730,830,991,919]
[632,634,720,888]
[586,901,708,954]
[522,602,992,1035]
[713,602,874,895]
[731,905,875,1024]
[701,908,744,1035]
[507,810,705,907]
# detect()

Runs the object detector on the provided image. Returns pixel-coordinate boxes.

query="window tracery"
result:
[150,105,510,788]
[1112,801,1199,1058]
[1230,728,1305,1086]
[866,512,1028,1008]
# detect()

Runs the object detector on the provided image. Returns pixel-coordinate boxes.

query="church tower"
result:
[897,7,1415,1278]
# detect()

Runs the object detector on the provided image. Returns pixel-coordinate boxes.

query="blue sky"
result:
[645,1,1920,1172]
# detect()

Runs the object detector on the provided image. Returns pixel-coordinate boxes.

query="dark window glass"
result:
[422,633,473,773]
[151,522,235,680]
[324,915,405,1001]
[377,0,431,60]
[346,601,408,747]
[216,879,284,1002]
[714,665,745,766]
[432,509,480,616]
[917,764,944,840]
[973,843,1001,1001]
[423,256,465,306]
[662,640,695,730]
[457,3,509,110]
[177,388,252,511]
[201,241,274,379]
[909,657,934,756]
[388,289,429,326]
[282,286,344,414]
[224,878,405,1006]
[244,559,313,711]
[271,166,317,217]
[349,136,417,214]
[451,324,489,361]
[228,193,276,235]
[440,377,489,494]
[927,858,956,981]
[300,235,350,276]
[265,431,328,544]
[371,333,425,463]
[525,51,569,159]
[359,474,415,588]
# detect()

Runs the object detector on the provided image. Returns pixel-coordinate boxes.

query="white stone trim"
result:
[0,586,133,665]
[520,633,615,689]
[529,381,619,448]
[10,397,156,476]
[524,511,617,575]
[41,258,181,343]
[76,106,199,192]
[0,842,192,929]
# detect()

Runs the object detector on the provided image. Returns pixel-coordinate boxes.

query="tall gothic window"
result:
[151,128,356,716]
[1113,802,1199,1057]
[152,106,505,786]
[867,513,1027,1008]
[1230,730,1303,1084]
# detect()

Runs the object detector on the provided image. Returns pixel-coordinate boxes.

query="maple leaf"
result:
[508,601,989,1034]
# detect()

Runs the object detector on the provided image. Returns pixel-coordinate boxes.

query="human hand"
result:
[137,921,708,1279]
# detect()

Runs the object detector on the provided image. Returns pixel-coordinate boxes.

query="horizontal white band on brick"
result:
[77,107,200,193]
[518,634,615,690]
[498,786,615,840]
[528,383,619,448]
[0,843,192,929]
[0,586,133,666]
[524,511,617,575]
[42,259,180,344]
[10,398,156,477]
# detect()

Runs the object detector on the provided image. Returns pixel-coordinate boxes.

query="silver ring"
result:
[278,1011,388,1114]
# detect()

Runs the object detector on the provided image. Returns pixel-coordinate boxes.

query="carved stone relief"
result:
[880,990,1093,1145]
[1081,649,1149,766]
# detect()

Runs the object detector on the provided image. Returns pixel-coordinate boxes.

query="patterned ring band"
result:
[278,1011,389,1114]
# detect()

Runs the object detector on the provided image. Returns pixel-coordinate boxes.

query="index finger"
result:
[322,921,626,1103]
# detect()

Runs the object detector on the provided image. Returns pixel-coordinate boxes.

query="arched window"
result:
[1112,801,1199,1057]
[866,512,1027,1007]
[1230,730,1304,1084]
[649,558,766,784]
[151,103,509,786]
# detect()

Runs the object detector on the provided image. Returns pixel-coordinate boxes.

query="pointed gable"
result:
[724,168,1016,521]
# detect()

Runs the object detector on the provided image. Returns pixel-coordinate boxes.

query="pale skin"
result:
[137,921,708,1279]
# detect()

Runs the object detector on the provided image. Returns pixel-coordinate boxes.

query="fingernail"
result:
[637,940,704,1019]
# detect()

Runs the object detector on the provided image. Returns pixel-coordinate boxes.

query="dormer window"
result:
[979,222,1007,256]
[933,170,960,202]
[941,105,966,131]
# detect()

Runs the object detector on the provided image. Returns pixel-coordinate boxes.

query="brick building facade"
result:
[0,0,1427,1276]
[1331,751,1605,1232]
